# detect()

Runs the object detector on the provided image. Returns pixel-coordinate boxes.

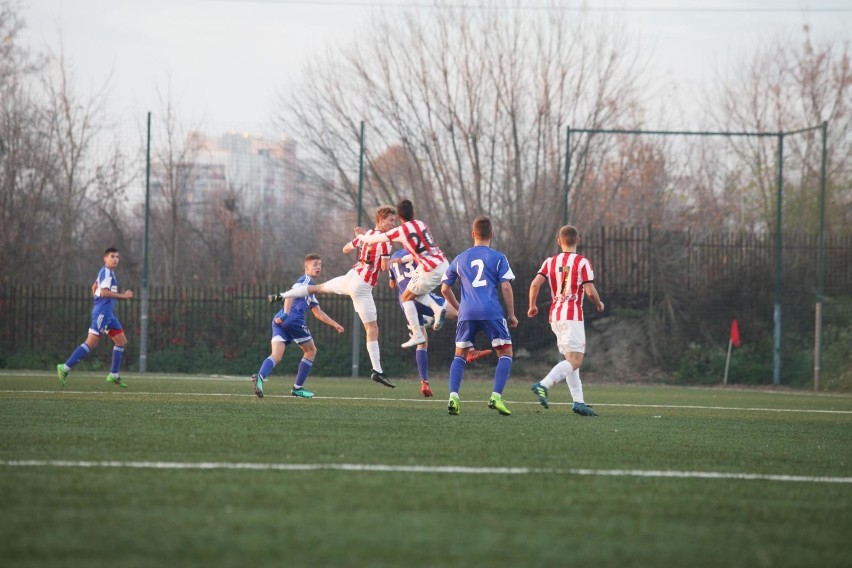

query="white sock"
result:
[367,340,382,373]
[401,301,423,333]
[540,360,573,389]
[415,293,441,315]
[567,367,584,403]
[282,283,309,299]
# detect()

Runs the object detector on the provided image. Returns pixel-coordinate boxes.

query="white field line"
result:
[1,459,850,484]
[3,389,852,414]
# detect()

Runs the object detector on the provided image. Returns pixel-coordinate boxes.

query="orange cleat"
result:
[466,348,493,363]
[420,380,434,397]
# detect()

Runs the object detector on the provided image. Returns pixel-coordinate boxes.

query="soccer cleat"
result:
[432,306,447,331]
[448,394,460,415]
[267,293,283,304]
[291,386,314,398]
[572,402,599,417]
[401,330,427,348]
[106,374,127,388]
[57,364,69,387]
[488,394,511,416]
[530,382,550,409]
[370,369,396,388]
[251,374,264,398]
[420,380,433,398]
[466,349,493,363]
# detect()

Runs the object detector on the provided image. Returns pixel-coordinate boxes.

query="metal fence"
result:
[2,228,850,387]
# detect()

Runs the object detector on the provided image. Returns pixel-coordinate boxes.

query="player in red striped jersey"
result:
[527,225,605,416]
[355,199,449,348]
[271,205,397,388]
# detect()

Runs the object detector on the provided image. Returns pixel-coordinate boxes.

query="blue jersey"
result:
[93,266,119,314]
[280,274,319,325]
[389,249,446,324]
[442,246,514,321]
[388,249,416,294]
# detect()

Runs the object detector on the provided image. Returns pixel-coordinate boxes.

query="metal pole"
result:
[351,121,365,378]
[139,112,152,373]
[814,121,828,392]
[563,127,571,225]
[773,133,784,385]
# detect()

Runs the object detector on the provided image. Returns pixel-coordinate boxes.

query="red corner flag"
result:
[730,319,741,348]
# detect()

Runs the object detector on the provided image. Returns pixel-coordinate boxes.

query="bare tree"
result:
[709,26,852,233]
[0,1,54,283]
[277,3,648,258]
[148,86,204,285]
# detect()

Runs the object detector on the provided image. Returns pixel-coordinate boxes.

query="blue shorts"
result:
[271,317,312,345]
[454,319,512,349]
[89,311,123,337]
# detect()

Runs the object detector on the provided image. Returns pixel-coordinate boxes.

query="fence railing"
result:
[2,228,850,384]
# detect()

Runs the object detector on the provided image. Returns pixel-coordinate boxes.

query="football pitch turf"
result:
[1,371,851,567]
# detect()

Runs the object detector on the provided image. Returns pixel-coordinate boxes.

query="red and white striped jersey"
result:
[383,220,446,272]
[351,229,391,287]
[537,252,595,322]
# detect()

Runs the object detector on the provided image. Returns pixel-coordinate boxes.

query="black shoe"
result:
[370,369,395,388]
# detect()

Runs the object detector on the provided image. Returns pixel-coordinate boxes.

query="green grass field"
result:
[2,371,851,567]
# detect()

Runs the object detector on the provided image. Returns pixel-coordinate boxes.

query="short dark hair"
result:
[396,199,414,222]
[558,225,579,246]
[104,247,119,256]
[304,253,322,263]
[472,216,492,240]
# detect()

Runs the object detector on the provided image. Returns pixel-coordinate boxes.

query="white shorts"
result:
[407,259,449,297]
[551,320,586,355]
[319,270,377,323]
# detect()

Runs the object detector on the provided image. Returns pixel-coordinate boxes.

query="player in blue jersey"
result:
[440,217,518,416]
[251,253,344,399]
[56,247,134,387]
[388,249,493,397]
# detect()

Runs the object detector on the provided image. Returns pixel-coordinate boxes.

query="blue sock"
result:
[415,348,429,380]
[258,357,276,380]
[110,346,125,374]
[449,356,466,394]
[294,358,313,387]
[65,343,91,369]
[492,355,513,394]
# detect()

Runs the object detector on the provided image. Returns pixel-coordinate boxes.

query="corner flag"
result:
[730,319,741,348]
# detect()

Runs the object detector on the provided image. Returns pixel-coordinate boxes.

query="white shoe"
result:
[401,325,427,348]
[432,306,447,331]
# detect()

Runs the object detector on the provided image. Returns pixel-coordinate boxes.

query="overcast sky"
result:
[19,0,852,136]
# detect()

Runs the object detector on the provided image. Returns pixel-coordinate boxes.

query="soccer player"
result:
[354,199,448,349]
[270,205,397,388]
[441,216,518,416]
[388,248,493,397]
[56,247,134,388]
[252,253,344,399]
[527,225,605,417]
